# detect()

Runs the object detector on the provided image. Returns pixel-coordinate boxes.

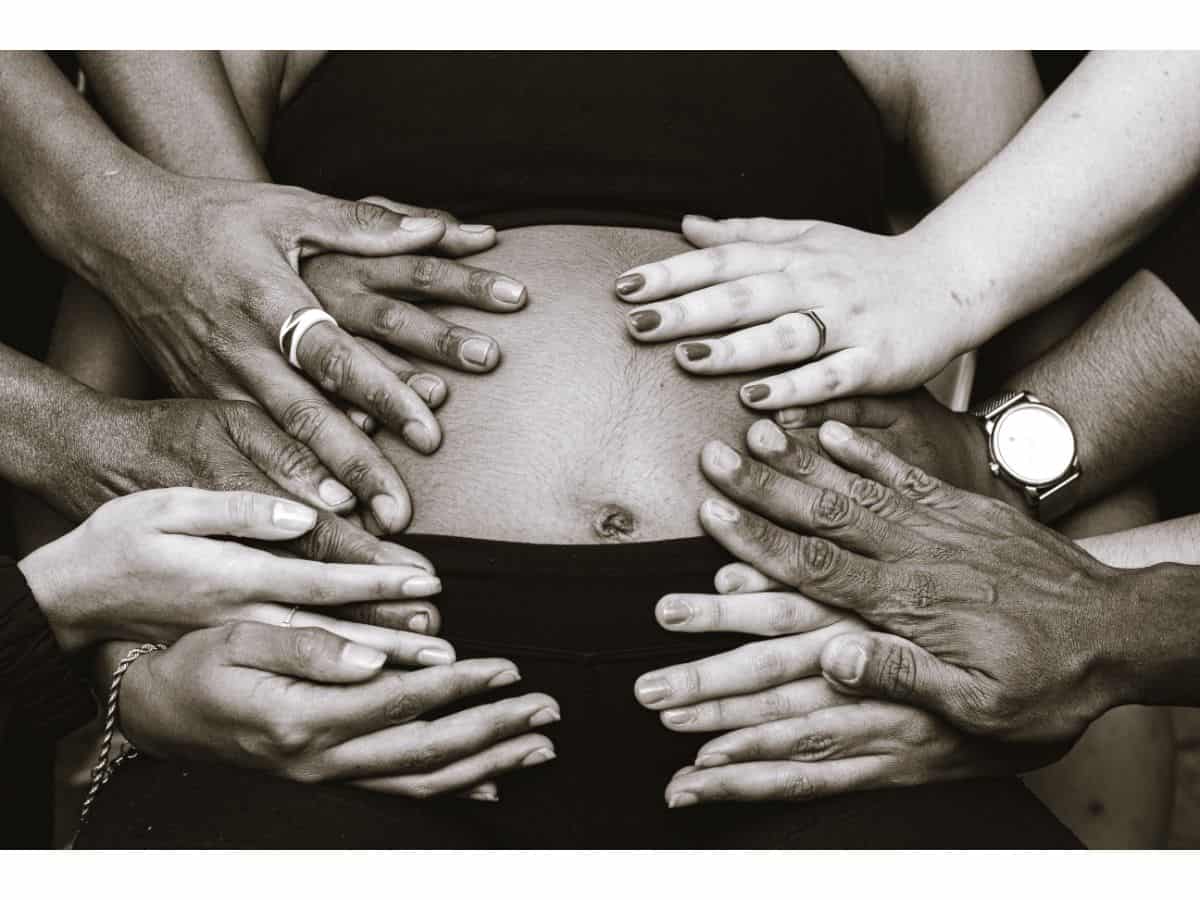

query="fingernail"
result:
[663,708,693,727]
[468,785,500,802]
[410,374,445,406]
[696,752,730,768]
[702,498,740,523]
[408,612,431,634]
[717,571,743,592]
[488,669,521,688]
[659,596,693,626]
[416,647,455,666]
[742,383,771,404]
[370,494,401,531]
[272,500,317,531]
[491,278,526,306]
[750,419,787,453]
[461,337,495,367]
[459,223,494,234]
[822,420,852,445]
[522,747,556,767]
[667,792,699,809]
[616,273,645,296]
[776,408,807,428]
[348,409,372,432]
[402,421,439,454]
[402,575,442,598]
[401,216,441,232]
[317,479,353,506]
[528,707,561,727]
[628,310,660,333]
[636,676,670,705]
[684,214,714,224]
[373,544,435,572]
[707,442,741,474]
[343,643,387,671]
[826,639,867,684]
[680,342,711,362]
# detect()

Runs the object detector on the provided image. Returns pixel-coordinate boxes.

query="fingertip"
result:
[747,418,788,455]
[775,407,809,429]
[271,499,319,534]
[818,420,853,448]
[410,374,448,409]
[700,496,741,525]
[821,633,868,686]
[401,574,442,598]
[675,341,713,369]
[370,493,412,535]
[317,478,355,510]
[401,419,442,455]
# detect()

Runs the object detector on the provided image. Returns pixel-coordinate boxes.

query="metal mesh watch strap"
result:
[969,390,1026,419]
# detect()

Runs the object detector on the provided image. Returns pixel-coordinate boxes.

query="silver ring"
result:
[801,309,827,361]
[278,308,337,370]
[281,606,300,628]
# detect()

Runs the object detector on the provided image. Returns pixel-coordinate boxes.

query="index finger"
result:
[359,196,497,258]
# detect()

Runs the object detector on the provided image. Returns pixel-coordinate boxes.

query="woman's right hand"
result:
[18,487,451,660]
[114,623,559,798]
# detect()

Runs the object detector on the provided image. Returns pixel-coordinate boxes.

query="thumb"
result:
[820,632,971,717]
[299,195,447,258]
[140,487,318,540]
[682,214,817,248]
[222,622,385,684]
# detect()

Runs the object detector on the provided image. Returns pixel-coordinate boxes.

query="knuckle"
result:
[221,621,256,659]
[349,200,388,230]
[896,464,941,501]
[880,642,918,698]
[403,778,439,800]
[337,458,375,492]
[263,711,311,757]
[811,488,853,529]
[751,648,788,683]
[790,731,836,761]
[290,627,326,671]
[757,687,792,720]
[315,344,351,394]
[681,665,704,699]
[412,257,449,290]
[280,399,330,445]
[400,738,445,773]
[786,442,820,476]
[435,325,474,361]
[794,536,837,580]
[373,302,410,336]
[848,477,891,512]
[780,770,816,801]
[766,597,800,635]
[271,439,317,482]
[385,691,425,725]
[466,268,495,301]
[224,491,258,529]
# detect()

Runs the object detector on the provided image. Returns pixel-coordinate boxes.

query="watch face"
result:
[992,404,1076,486]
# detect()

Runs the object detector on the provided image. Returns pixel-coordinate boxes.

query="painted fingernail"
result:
[826,638,867,684]
[667,792,699,809]
[636,676,670,705]
[659,597,693,626]
[371,494,401,531]
[272,500,317,531]
[408,612,431,634]
[616,273,645,296]
[628,310,660,333]
[416,647,455,666]
[343,643,387,671]
[491,278,526,306]
[750,419,788,453]
[528,707,561,727]
[822,420,852,444]
[488,669,521,688]
[776,408,807,428]
[522,747,556,767]
[663,708,694,727]
[702,498,740,523]
[680,342,711,362]
[402,421,439,454]
[459,223,494,234]
[402,575,442,598]
[707,442,741,474]
[468,785,500,802]
[317,479,353,506]
[401,216,441,231]
[696,752,730,768]
[461,337,496,368]
[742,383,771,404]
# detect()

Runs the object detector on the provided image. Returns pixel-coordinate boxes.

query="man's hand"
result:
[635,582,1064,808]
[87,174,524,533]
[773,390,1024,509]
[692,417,1134,744]
[114,623,559,799]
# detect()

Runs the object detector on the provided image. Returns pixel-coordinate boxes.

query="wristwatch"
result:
[969,391,1081,522]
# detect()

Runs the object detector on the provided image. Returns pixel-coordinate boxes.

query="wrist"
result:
[952,410,1028,511]
[17,540,92,654]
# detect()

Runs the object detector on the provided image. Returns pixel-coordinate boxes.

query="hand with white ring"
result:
[615,216,976,410]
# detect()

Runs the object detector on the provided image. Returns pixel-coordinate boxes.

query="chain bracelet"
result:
[76,642,167,835]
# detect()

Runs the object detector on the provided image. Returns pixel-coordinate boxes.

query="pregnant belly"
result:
[377,225,758,543]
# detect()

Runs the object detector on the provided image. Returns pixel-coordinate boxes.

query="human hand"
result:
[18,487,449,657]
[615,216,974,410]
[114,623,558,798]
[641,580,1064,807]
[94,175,520,532]
[773,390,1024,508]
[692,416,1131,743]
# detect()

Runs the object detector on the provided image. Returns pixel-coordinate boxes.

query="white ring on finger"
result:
[278,308,338,370]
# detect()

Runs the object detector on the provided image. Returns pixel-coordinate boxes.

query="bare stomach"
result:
[377,224,758,543]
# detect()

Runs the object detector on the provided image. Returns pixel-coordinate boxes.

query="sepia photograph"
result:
[2,5,1200,872]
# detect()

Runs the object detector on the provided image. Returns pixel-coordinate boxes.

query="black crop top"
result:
[269,51,887,234]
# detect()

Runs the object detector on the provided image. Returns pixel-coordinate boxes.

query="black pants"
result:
[78,537,1080,848]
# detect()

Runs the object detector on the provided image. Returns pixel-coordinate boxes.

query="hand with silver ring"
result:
[614,215,975,410]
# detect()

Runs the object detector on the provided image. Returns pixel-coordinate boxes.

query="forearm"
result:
[994,269,1200,506]
[913,51,1200,346]
[78,51,269,181]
